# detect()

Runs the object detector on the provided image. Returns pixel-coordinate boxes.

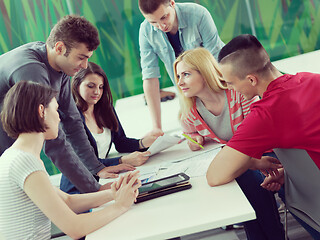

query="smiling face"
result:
[55,42,93,76]
[176,60,207,98]
[142,0,177,33]
[78,73,104,107]
[43,98,60,140]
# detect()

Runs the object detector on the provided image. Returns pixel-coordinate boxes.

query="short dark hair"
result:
[71,62,118,131]
[1,81,58,139]
[139,0,171,14]
[218,34,271,79]
[218,34,263,63]
[46,15,100,56]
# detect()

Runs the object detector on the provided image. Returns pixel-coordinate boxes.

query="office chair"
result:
[273,148,320,239]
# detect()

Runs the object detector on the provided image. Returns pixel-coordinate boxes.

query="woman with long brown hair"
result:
[60,62,161,195]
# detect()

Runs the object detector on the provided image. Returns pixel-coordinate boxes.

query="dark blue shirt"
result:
[166,31,183,57]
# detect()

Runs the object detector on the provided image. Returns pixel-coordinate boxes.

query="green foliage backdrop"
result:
[0,0,319,175]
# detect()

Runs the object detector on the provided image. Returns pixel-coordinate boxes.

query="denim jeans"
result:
[60,173,99,195]
[236,169,285,240]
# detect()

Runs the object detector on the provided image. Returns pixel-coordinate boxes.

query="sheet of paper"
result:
[99,165,160,185]
[136,165,159,183]
[155,147,221,179]
[147,134,182,156]
[169,142,224,163]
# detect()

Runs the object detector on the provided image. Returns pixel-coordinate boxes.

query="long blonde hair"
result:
[173,48,227,120]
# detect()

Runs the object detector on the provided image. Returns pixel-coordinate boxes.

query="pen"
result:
[182,134,204,149]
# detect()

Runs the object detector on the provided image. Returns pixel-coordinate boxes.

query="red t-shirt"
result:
[227,73,320,169]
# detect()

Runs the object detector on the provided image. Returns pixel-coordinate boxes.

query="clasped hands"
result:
[251,156,284,192]
[111,171,141,207]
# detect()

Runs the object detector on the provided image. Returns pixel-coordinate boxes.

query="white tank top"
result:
[91,128,112,158]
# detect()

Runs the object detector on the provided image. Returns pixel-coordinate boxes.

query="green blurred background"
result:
[1,0,319,175]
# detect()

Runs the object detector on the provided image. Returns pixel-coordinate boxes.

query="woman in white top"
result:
[0,81,141,239]
[61,62,161,195]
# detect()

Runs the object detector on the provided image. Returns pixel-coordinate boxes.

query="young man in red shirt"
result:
[206,34,320,238]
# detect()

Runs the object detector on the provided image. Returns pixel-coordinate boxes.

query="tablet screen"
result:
[139,175,185,194]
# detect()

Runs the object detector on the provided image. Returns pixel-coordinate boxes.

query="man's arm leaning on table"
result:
[206,146,253,186]
[206,146,282,187]
[139,21,164,134]
[143,78,163,134]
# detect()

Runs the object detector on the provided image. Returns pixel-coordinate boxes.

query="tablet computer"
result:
[135,173,191,203]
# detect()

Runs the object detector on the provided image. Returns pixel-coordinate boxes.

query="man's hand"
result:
[260,168,285,192]
[99,182,113,191]
[97,164,136,179]
[141,130,163,148]
[148,128,164,138]
[250,156,282,177]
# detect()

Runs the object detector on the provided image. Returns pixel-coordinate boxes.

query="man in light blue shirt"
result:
[138,0,224,135]
[138,2,287,240]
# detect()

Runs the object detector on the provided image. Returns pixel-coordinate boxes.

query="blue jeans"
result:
[236,169,285,240]
[60,173,99,195]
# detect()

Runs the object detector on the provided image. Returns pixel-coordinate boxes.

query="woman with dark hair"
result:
[60,62,161,194]
[0,81,141,239]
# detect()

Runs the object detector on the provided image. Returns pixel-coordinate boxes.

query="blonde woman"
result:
[173,48,285,240]
[174,47,258,150]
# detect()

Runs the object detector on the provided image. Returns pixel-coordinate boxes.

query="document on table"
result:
[147,134,182,156]
[137,165,159,183]
[155,147,222,179]
[99,165,160,185]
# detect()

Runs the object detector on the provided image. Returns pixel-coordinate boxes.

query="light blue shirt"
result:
[139,2,225,83]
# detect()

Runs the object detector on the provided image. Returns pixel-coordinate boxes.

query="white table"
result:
[272,50,320,74]
[87,86,255,239]
[87,141,256,240]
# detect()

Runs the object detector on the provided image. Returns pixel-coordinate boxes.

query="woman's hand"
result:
[120,151,151,166]
[111,171,141,209]
[99,182,113,191]
[186,135,204,151]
